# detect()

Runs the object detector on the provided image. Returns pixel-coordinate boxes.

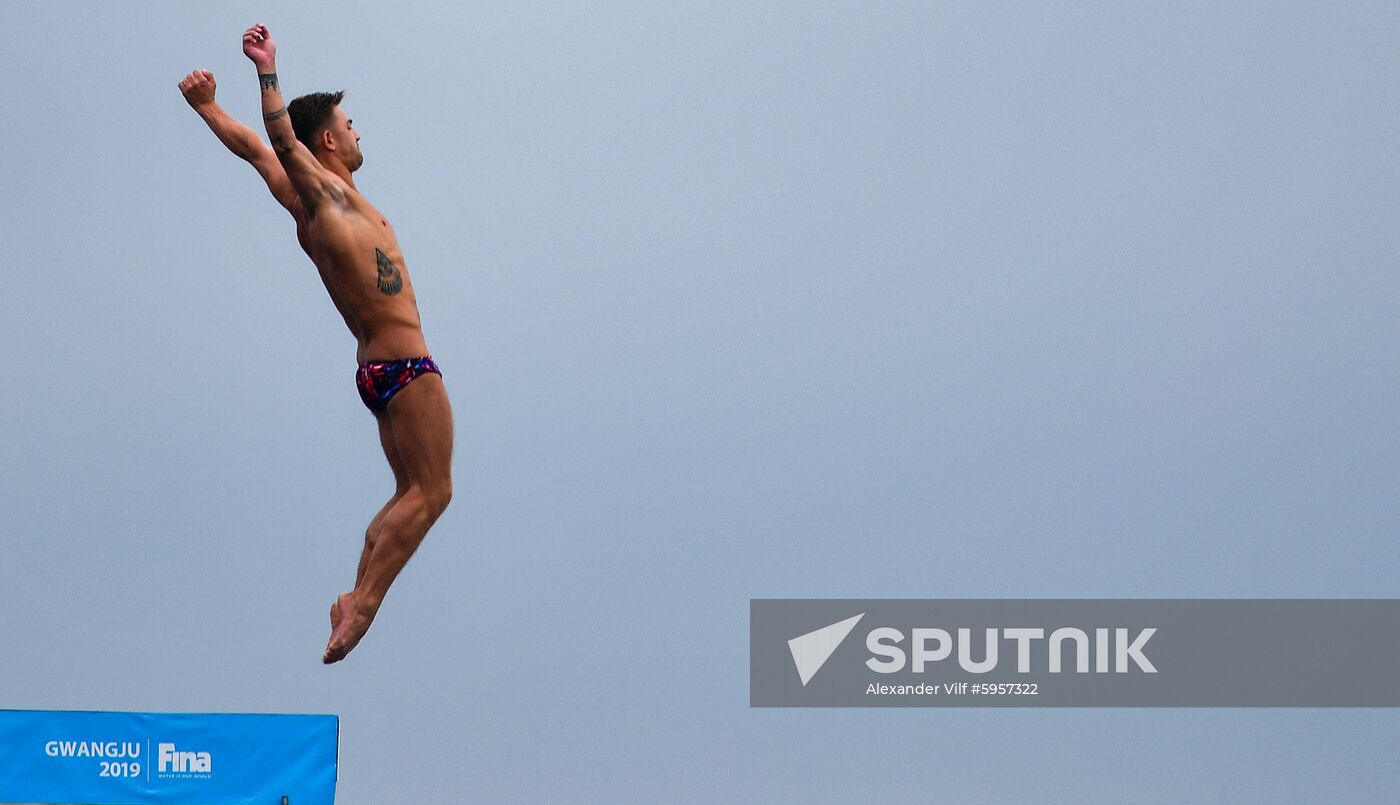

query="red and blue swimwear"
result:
[355,355,441,414]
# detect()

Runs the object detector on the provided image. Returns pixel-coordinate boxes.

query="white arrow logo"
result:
[788,614,865,686]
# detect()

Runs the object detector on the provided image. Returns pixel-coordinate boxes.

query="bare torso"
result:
[292,178,427,363]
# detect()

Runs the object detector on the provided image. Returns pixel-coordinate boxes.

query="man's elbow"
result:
[269,134,296,156]
[234,142,261,163]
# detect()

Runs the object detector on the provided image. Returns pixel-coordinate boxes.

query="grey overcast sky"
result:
[3,1,1399,802]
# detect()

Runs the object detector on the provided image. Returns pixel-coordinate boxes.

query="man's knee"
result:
[422,478,452,520]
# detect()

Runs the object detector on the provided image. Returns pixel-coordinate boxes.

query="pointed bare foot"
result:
[323,592,376,664]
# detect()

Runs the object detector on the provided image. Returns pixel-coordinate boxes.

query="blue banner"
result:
[0,710,338,804]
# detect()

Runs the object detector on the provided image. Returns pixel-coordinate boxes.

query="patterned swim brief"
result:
[355,355,442,414]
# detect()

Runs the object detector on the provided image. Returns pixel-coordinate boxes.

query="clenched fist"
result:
[178,69,217,109]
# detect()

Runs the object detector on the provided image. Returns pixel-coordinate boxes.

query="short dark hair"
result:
[288,91,346,150]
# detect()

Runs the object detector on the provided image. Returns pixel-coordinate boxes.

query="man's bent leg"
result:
[326,373,454,664]
[356,416,411,588]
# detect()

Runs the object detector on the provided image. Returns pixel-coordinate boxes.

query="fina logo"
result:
[157,742,213,774]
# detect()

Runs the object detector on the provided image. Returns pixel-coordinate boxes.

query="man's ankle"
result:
[350,589,383,614]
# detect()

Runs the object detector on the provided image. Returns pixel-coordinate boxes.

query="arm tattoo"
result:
[258,73,279,92]
[263,106,288,121]
[375,248,404,296]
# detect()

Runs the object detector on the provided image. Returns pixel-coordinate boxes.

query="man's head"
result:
[288,91,362,171]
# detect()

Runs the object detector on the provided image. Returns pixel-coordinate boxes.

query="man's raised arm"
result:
[178,69,298,212]
[242,24,334,208]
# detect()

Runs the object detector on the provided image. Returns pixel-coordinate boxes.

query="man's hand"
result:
[242,23,276,68]
[178,69,217,110]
